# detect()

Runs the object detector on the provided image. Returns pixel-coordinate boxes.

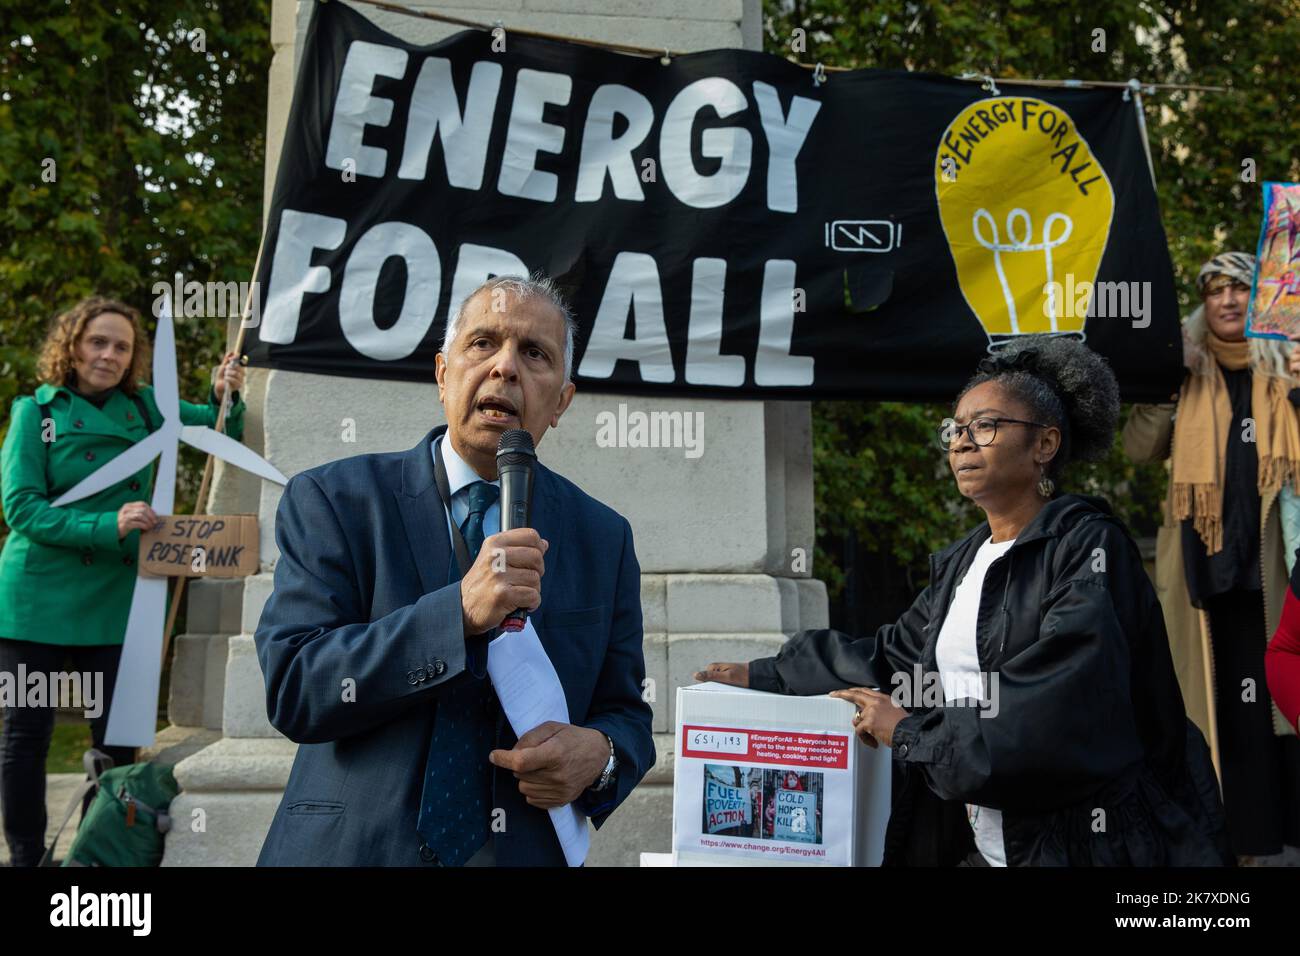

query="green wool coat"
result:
[0,382,246,646]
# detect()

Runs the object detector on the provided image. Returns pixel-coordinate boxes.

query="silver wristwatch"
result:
[591,733,618,791]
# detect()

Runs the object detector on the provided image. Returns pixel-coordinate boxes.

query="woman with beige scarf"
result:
[1123,251,1300,865]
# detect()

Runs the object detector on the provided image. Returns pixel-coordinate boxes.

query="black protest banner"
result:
[245,0,1183,402]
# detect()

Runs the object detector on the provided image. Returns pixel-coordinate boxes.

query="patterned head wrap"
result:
[1196,251,1256,296]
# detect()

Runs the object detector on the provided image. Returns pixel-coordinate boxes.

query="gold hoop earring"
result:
[1037,465,1055,499]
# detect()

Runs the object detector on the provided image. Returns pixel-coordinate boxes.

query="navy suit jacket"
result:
[254,426,655,866]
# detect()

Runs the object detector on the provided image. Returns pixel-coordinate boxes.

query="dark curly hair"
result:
[957,336,1120,483]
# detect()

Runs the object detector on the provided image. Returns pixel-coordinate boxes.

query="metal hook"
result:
[812,62,827,87]
[661,49,671,66]
[1123,77,1141,102]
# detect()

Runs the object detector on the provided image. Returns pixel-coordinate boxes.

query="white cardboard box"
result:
[672,682,892,867]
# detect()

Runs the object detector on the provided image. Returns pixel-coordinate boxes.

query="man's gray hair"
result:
[441,273,577,382]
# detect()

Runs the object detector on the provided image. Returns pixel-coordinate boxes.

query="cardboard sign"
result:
[773,788,818,843]
[704,777,752,834]
[138,515,258,578]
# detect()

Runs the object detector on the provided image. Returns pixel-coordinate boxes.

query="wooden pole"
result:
[160,232,266,669]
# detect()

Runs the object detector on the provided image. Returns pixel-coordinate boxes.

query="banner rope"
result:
[1125,78,1160,188]
[337,0,1228,92]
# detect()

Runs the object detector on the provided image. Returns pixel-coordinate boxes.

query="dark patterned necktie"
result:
[416,480,500,866]
[459,481,498,559]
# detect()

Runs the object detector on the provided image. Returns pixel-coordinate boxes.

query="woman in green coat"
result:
[0,294,246,866]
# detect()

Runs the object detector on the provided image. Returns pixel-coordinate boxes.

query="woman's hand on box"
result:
[830,687,906,749]
[694,662,749,688]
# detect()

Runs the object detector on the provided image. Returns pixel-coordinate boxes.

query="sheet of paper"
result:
[488,619,590,867]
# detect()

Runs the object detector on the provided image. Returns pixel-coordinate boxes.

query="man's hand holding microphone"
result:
[459,528,548,637]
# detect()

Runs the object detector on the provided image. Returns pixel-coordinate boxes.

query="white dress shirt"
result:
[933,535,1015,867]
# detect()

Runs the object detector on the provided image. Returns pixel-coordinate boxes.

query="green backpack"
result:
[40,749,179,867]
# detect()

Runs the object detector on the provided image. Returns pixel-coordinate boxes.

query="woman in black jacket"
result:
[698,338,1230,866]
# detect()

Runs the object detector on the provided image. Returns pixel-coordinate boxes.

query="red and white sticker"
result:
[681,725,849,769]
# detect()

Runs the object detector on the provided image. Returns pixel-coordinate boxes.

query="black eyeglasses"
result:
[937,417,1049,452]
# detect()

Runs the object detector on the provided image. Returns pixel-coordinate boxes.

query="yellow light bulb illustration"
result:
[935,97,1115,346]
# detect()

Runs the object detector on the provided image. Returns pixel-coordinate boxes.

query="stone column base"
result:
[160,736,297,867]
[167,633,229,730]
[586,732,675,865]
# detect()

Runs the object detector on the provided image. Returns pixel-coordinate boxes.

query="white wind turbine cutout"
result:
[54,294,287,746]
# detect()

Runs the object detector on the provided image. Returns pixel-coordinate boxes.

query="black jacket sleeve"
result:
[892,518,1148,812]
[748,582,935,695]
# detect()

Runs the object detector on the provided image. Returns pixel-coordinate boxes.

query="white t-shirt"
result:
[933,535,1015,867]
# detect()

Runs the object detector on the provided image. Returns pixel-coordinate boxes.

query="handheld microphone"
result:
[497,428,536,632]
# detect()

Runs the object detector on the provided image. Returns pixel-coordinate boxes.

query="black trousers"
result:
[1204,589,1300,856]
[0,638,135,867]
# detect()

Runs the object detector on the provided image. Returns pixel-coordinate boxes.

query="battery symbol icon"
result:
[825,220,901,253]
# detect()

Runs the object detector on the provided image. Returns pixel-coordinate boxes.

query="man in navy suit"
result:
[254,275,655,866]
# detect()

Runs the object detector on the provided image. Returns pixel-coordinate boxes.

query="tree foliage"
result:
[0,1,272,516]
